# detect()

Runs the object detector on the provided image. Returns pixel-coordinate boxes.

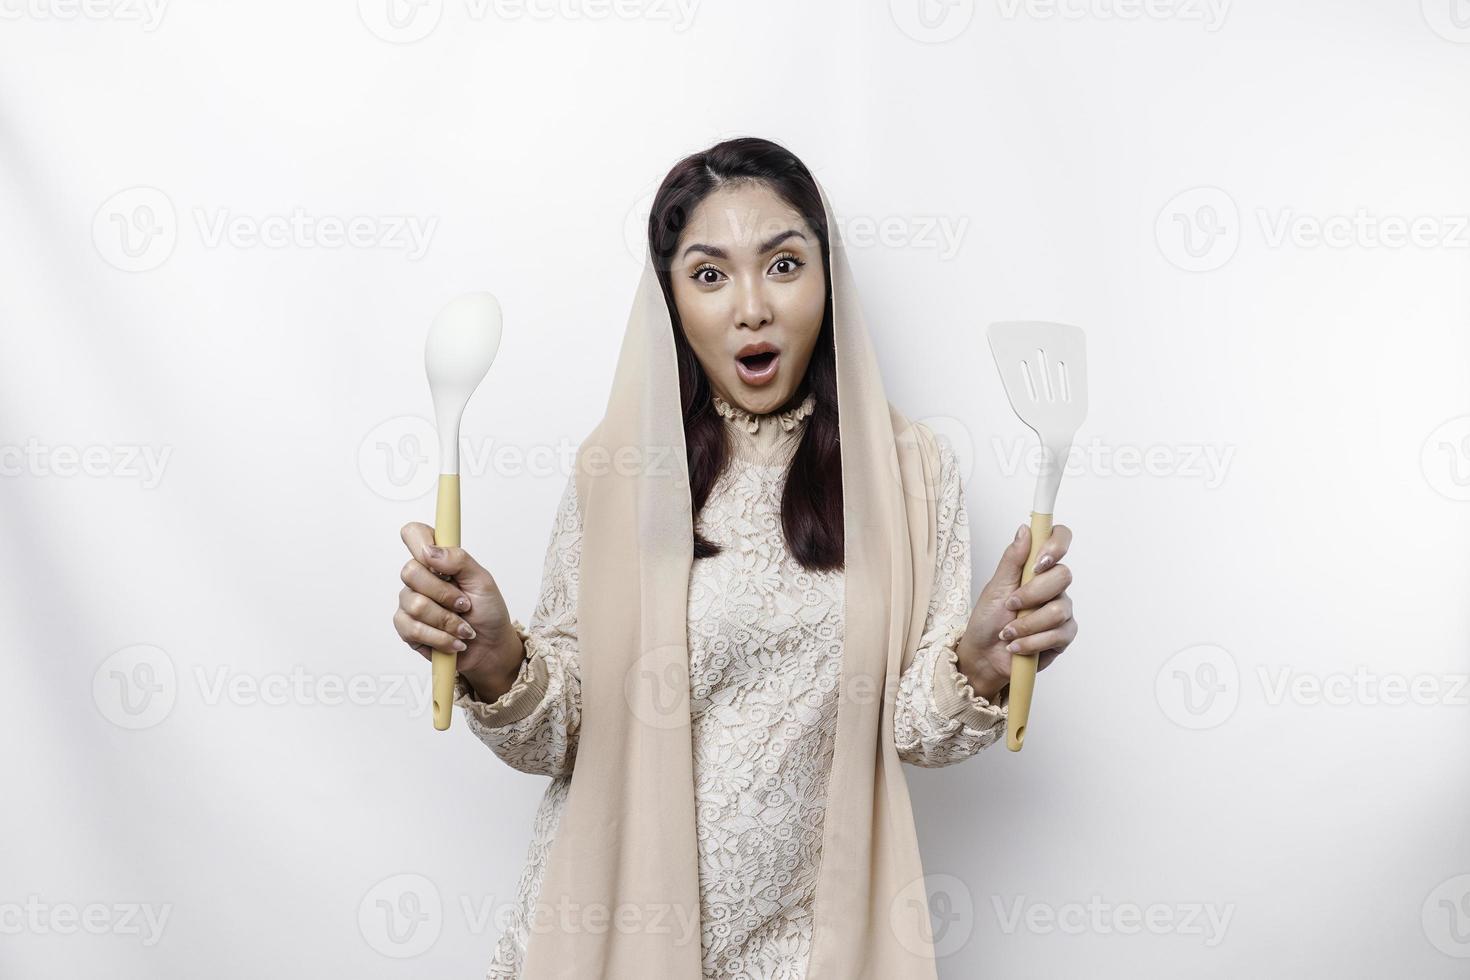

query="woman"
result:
[392,137,1078,979]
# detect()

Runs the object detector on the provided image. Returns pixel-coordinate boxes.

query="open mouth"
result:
[736,351,780,385]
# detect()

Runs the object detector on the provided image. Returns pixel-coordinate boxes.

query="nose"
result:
[734,276,773,330]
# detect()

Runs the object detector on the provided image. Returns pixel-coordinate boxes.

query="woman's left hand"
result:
[955,523,1078,701]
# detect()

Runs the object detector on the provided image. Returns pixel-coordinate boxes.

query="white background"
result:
[2,1,1469,977]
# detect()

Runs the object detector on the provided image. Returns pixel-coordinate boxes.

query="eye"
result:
[690,263,725,286]
[769,251,805,276]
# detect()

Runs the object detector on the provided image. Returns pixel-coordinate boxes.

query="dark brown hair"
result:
[648,137,843,573]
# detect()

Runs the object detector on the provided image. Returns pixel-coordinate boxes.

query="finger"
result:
[987,523,1034,592]
[398,586,478,644]
[1004,619,1077,657]
[401,521,436,560]
[401,558,473,615]
[1005,563,1073,612]
[418,543,497,595]
[999,595,1071,641]
[1037,649,1063,672]
[393,608,467,655]
[1032,523,1073,575]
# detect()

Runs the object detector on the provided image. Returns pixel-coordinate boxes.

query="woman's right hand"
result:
[394,522,527,703]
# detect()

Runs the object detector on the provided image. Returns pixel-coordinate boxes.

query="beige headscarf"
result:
[521,176,948,979]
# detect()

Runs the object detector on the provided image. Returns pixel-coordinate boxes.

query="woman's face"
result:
[669,182,826,416]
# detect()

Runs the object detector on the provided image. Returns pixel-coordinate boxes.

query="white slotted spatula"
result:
[986,321,1089,751]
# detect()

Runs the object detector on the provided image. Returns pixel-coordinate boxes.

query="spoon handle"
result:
[1005,510,1051,751]
[431,474,462,731]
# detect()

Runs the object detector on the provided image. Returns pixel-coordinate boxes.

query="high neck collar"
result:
[711,390,817,434]
[710,390,817,466]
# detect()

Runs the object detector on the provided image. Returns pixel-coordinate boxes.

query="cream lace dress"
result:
[453,391,1010,980]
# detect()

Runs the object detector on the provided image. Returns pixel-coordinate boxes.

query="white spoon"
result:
[986,320,1089,751]
[424,292,504,731]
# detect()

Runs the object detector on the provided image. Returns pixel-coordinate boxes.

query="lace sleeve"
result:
[453,472,583,778]
[894,428,1009,768]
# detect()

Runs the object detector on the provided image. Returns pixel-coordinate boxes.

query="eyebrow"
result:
[681,229,807,261]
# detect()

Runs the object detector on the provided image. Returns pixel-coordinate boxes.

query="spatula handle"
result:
[1006,510,1052,751]
[431,474,462,731]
